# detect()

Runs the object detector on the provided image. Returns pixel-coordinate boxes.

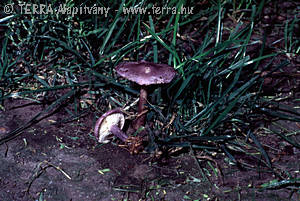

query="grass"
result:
[0,0,299,198]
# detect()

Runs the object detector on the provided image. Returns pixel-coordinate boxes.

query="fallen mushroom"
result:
[94,108,144,154]
[115,61,176,130]
[94,108,127,143]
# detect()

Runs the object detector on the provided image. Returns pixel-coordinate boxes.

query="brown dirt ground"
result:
[0,1,300,201]
[0,96,299,201]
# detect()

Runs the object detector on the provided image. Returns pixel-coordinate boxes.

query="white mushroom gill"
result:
[98,113,125,143]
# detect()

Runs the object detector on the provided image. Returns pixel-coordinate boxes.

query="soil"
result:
[0,99,210,201]
[0,98,299,201]
[1,1,300,201]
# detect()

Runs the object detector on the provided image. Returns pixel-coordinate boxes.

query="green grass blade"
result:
[248,131,272,168]
[148,15,157,63]
[99,0,124,55]
[38,35,84,61]
[143,22,180,65]
[171,73,193,105]
[0,89,76,145]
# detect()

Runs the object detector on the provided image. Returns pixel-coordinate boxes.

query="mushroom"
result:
[115,61,176,130]
[94,108,144,154]
[94,108,128,143]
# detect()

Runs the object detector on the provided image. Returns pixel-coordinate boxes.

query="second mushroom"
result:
[115,61,176,130]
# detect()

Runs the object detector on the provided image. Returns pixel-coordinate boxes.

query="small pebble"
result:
[0,126,9,134]
[277,15,285,21]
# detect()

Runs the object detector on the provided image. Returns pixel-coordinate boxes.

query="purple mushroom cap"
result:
[115,61,176,86]
[115,61,176,130]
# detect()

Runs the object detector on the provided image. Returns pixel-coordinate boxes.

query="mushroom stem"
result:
[133,87,147,130]
[110,125,128,142]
